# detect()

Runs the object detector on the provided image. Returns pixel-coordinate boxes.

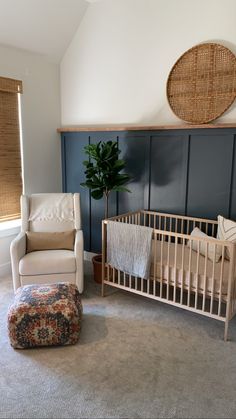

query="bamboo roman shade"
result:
[0,76,23,222]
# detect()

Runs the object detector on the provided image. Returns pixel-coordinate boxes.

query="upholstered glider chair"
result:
[10,193,84,293]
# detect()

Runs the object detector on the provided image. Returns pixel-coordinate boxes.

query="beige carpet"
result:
[1,262,236,419]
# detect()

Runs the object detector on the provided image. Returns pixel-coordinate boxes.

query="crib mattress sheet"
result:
[150,240,231,296]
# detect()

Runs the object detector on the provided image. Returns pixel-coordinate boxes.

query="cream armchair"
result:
[10,193,84,293]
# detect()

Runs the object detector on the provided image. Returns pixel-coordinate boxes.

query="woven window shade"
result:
[0,76,23,222]
[0,76,23,94]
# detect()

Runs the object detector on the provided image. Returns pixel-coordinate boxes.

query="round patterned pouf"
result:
[7,282,83,349]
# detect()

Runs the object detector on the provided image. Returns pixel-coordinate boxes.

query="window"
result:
[0,76,23,222]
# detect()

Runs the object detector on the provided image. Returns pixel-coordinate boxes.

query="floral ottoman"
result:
[8,282,83,349]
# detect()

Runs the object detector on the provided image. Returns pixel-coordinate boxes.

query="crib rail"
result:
[141,210,218,237]
[106,210,218,236]
[102,210,236,340]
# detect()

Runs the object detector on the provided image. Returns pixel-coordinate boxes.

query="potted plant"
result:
[81,140,131,283]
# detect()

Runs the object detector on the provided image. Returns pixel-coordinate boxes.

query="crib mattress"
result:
[150,240,232,297]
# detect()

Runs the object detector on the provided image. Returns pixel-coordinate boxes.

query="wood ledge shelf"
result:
[57,123,236,133]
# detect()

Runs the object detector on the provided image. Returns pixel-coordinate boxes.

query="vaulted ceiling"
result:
[0,0,96,62]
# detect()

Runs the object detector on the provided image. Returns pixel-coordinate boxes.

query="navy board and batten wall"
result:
[59,124,236,253]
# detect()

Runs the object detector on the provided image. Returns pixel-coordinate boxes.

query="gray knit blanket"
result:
[106,221,153,279]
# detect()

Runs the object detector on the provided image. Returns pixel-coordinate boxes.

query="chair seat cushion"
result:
[19,250,76,276]
[8,282,83,348]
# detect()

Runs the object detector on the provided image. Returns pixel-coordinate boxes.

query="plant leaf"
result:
[113,186,131,193]
[91,189,104,200]
[81,140,131,202]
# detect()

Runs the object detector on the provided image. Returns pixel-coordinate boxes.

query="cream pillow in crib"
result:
[217,215,236,259]
[188,227,222,262]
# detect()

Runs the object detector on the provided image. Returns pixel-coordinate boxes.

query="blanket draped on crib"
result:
[106,221,153,279]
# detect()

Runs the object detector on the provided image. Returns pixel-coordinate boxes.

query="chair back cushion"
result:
[26,230,75,253]
[21,193,81,232]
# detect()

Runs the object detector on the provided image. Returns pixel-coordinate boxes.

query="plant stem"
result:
[104,192,109,219]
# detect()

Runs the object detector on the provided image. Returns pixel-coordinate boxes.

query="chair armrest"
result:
[10,232,26,292]
[74,230,84,293]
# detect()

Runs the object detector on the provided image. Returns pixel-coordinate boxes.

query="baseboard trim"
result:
[0,262,11,278]
[84,251,98,262]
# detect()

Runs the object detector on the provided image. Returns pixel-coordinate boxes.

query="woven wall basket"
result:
[166,43,236,124]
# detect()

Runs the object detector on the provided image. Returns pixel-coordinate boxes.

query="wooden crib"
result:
[101,210,236,341]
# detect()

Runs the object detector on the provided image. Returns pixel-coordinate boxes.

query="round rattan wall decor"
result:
[166,43,236,124]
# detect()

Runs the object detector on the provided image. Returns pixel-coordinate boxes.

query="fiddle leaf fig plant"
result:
[81,141,131,219]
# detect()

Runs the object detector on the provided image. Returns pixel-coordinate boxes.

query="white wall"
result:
[0,235,13,277]
[0,224,20,277]
[0,44,61,194]
[0,44,61,277]
[61,0,236,126]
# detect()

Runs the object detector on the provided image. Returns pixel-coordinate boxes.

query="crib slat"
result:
[138,213,141,226]
[141,277,144,292]
[157,216,161,240]
[175,218,178,233]
[180,238,185,305]
[167,235,171,300]
[202,242,208,312]
[135,276,137,290]
[195,240,200,309]
[218,246,225,316]
[181,219,184,234]
[153,232,157,296]
[147,278,150,294]
[108,264,110,284]
[118,269,121,285]
[153,276,156,296]
[188,240,192,307]
[174,236,178,302]
[210,244,216,314]
[170,217,172,232]
[160,234,164,298]
[213,223,217,237]
[112,267,115,283]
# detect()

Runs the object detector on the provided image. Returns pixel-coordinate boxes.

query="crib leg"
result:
[224,320,229,342]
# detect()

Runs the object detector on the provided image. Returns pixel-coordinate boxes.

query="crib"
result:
[101,210,236,341]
